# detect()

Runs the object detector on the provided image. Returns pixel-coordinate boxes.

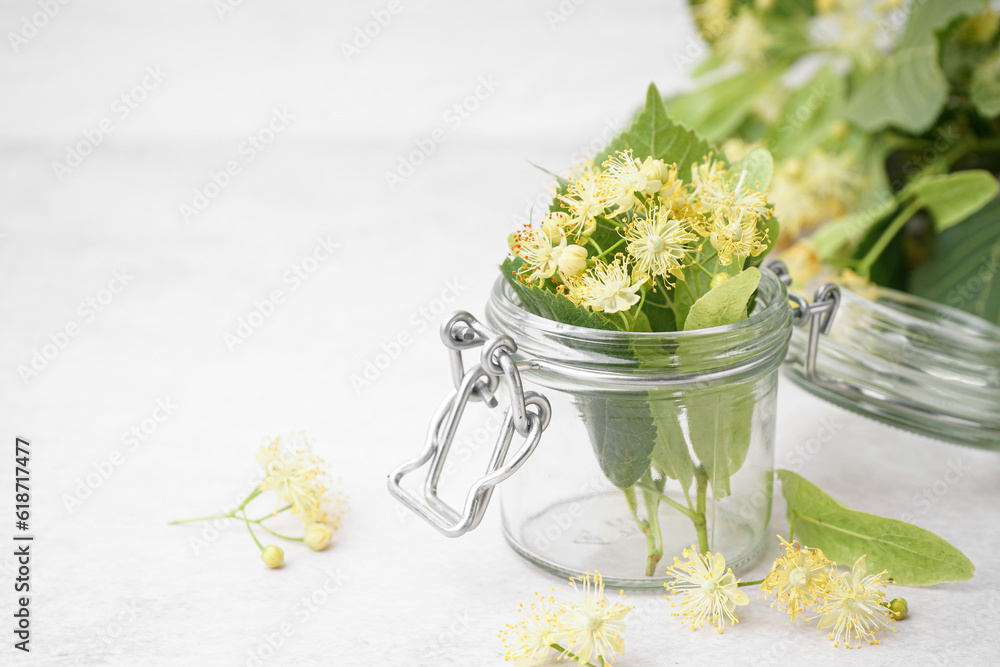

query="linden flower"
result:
[512,227,568,284]
[558,172,608,237]
[760,537,832,621]
[540,211,570,244]
[709,206,767,266]
[571,258,643,314]
[257,434,328,520]
[602,150,661,214]
[693,0,731,41]
[689,158,730,219]
[625,207,697,281]
[500,593,560,666]
[555,571,630,667]
[802,150,862,211]
[664,545,749,633]
[717,7,773,65]
[816,555,895,648]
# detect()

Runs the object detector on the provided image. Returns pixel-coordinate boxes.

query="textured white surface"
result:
[1,1,998,665]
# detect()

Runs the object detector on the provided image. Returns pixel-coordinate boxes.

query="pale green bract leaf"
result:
[971,55,1000,117]
[598,83,714,173]
[683,267,761,331]
[777,470,975,586]
[903,171,999,231]
[765,66,845,160]
[897,0,985,49]
[844,44,946,134]
[665,69,776,143]
[732,147,773,191]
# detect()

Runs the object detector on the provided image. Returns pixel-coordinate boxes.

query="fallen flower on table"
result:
[759,536,831,621]
[169,432,347,568]
[815,555,897,648]
[664,545,749,633]
[501,571,631,667]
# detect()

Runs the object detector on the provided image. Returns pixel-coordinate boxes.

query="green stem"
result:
[787,514,797,543]
[694,466,710,553]
[588,237,605,256]
[247,504,293,523]
[549,644,599,667]
[738,579,765,587]
[856,200,922,277]
[255,522,305,542]
[238,487,263,511]
[595,238,625,259]
[240,511,265,552]
[641,487,663,576]
[692,261,715,279]
[635,484,699,521]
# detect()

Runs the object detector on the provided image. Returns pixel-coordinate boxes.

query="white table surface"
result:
[2,1,998,665]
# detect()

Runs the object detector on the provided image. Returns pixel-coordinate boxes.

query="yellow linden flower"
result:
[500,592,560,666]
[689,157,730,219]
[717,7,773,65]
[557,244,589,278]
[664,545,749,633]
[624,206,698,282]
[558,171,609,237]
[816,555,895,648]
[601,150,661,214]
[512,226,568,284]
[569,257,643,314]
[709,205,767,266]
[540,211,570,244]
[304,522,334,551]
[555,571,630,667]
[694,0,731,41]
[261,544,284,569]
[760,537,831,621]
[257,434,328,521]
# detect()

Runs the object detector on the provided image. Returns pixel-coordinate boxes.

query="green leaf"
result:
[649,403,694,491]
[598,83,714,172]
[732,147,774,190]
[686,384,756,498]
[765,66,845,159]
[683,267,761,331]
[903,171,999,231]
[910,197,1000,326]
[971,63,1000,117]
[499,257,620,331]
[777,470,975,586]
[897,0,984,49]
[665,70,776,143]
[578,395,658,489]
[680,268,760,497]
[844,44,947,134]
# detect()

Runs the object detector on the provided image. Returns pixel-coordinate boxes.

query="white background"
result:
[1,1,998,665]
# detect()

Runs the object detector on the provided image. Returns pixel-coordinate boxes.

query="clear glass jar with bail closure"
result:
[387,264,841,589]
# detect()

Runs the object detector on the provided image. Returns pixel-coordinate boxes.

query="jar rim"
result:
[487,266,790,344]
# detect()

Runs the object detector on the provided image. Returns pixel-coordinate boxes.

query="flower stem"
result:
[787,514,797,543]
[738,579,765,587]
[856,200,922,278]
[595,238,625,259]
[255,522,304,542]
[694,466,710,553]
[240,511,265,552]
[168,513,233,525]
[641,487,663,576]
[549,644,599,667]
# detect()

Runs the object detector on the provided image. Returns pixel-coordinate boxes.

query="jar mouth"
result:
[484,267,793,381]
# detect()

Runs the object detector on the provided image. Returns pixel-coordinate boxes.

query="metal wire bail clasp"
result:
[387,312,552,537]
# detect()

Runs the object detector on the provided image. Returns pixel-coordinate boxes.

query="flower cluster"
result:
[760,539,899,648]
[658,539,901,648]
[501,571,631,666]
[171,433,347,569]
[510,149,771,318]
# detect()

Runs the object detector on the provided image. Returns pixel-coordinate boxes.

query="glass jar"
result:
[785,284,1000,450]
[481,268,794,589]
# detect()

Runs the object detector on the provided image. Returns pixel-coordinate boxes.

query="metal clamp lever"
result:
[387,312,552,537]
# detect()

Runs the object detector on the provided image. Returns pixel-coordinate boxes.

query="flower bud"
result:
[261,545,284,569]
[710,272,731,290]
[558,244,589,278]
[888,597,908,620]
[541,212,569,243]
[304,522,334,552]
